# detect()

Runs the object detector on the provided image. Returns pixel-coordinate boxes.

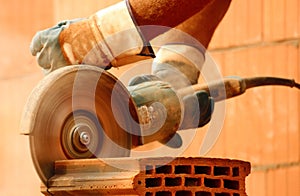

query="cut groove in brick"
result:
[204,178,221,188]
[175,190,193,196]
[156,165,172,174]
[155,191,172,196]
[214,166,230,176]
[146,177,162,187]
[175,165,192,174]
[185,177,201,186]
[195,166,211,175]
[165,177,182,187]
[146,165,154,174]
[223,179,239,190]
[196,191,212,196]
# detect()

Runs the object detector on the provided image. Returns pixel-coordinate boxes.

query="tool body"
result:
[179,76,300,101]
[20,64,299,186]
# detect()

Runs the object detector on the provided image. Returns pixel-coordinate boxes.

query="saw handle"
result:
[178,76,300,102]
[178,77,247,102]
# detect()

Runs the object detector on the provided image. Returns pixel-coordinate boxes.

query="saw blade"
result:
[22,65,140,185]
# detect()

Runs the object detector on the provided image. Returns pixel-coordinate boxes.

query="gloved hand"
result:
[128,74,214,130]
[30,18,84,74]
[127,43,213,145]
[30,1,153,75]
[152,44,205,89]
[128,75,182,145]
[180,90,214,129]
[151,43,213,128]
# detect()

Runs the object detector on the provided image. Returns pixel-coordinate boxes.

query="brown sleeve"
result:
[176,0,232,48]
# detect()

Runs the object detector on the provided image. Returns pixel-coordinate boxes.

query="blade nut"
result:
[80,131,91,145]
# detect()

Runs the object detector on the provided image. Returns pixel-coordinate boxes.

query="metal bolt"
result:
[79,131,91,145]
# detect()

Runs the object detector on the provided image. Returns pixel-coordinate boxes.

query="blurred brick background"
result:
[0,0,299,195]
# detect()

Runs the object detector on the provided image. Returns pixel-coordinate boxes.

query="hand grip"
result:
[178,77,246,102]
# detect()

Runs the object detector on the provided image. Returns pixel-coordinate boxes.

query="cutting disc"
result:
[20,65,140,185]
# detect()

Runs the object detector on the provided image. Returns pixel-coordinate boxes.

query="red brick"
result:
[210,0,262,49]
[287,165,300,195]
[266,167,291,196]
[272,45,290,164]
[247,0,263,43]
[263,0,286,41]
[231,1,249,46]
[286,44,300,163]
[207,42,299,166]
[209,3,235,48]
[266,168,275,196]
[0,74,43,196]
[53,0,120,21]
[0,0,54,79]
[274,168,288,196]
[285,0,299,38]
[246,171,266,196]
[46,157,251,195]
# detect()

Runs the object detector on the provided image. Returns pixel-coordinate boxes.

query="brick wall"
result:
[0,1,53,195]
[205,0,300,195]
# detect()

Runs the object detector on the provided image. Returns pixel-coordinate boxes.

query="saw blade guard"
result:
[20,65,141,185]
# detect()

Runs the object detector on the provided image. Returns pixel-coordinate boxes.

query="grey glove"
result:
[180,90,214,129]
[151,44,204,90]
[128,74,214,129]
[30,18,84,74]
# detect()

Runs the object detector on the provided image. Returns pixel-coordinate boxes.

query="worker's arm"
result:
[134,0,232,130]
[30,0,214,74]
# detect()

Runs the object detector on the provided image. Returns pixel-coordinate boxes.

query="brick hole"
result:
[156,191,172,196]
[233,194,240,196]
[194,166,211,175]
[223,179,239,190]
[232,167,239,177]
[175,190,193,196]
[185,177,201,186]
[156,165,172,174]
[215,193,230,196]
[146,192,154,196]
[214,166,230,176]
[196,191,212,196]
[175,165,191,174]
[146,165,154,174]
[165,177,182,187]
[204,178,221,188]
[146,178,162,187]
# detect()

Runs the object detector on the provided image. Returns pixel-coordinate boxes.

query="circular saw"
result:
[20,64,300,186]
[20,65,141,185]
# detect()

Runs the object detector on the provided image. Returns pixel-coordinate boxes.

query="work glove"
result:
[30,18,84,74]
[30,1,153,75]
[152,44,205,90]
[128,75,182,145]
[128,74,214,130]
[180,90,214,129]
[151,43,214,128]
